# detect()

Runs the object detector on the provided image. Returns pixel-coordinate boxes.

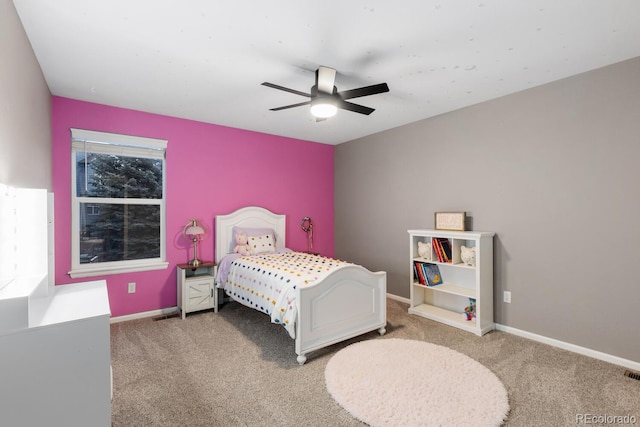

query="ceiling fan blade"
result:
[338,83,389,100]
[269,101,311,111]
[316,66,336,94]
[336,100,375,115]
[261,82,311,98]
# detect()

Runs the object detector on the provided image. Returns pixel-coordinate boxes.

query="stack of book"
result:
[432,238,452,263]
[413,261,443,287]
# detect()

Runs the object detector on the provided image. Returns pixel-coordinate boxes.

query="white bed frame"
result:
[215,206,387,364]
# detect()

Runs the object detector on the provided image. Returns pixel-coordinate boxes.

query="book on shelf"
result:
[433,238,452,263]
[435,239,445,262]
[432,238,443,262]
[422,263,443,286]
[414,260,427,285]
[438,238,452,263]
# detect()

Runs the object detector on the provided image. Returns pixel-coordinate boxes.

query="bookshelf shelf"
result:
[412,282,476,299]
[409,303,479,333]
[408,229,495,336]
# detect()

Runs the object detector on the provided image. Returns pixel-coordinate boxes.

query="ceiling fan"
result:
[261,66,389,119]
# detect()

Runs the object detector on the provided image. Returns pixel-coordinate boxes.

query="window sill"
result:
[68,261,169,279]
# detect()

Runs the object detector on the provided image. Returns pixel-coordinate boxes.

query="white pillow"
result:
[248,234,276,254]
[229,226,276,253]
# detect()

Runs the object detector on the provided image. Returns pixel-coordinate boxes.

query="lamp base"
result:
[188,258,202,267]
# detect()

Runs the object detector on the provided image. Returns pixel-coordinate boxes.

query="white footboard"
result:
[295,266,387,364]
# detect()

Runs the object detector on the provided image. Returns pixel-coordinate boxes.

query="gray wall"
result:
[0,0,52,190]
[335,57,640,363]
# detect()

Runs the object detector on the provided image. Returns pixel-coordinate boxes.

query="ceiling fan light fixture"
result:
[263,66,388,118]
[310,98,337,118]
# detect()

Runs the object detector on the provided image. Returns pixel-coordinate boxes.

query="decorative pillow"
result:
[248,234,276,254]
[229,227,276,253]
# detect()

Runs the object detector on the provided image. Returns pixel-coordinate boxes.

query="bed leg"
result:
[297,354,307,365]
[378,326,386,336]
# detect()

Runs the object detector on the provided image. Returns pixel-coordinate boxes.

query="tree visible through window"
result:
[78,153,162,263]
[70,129,168,278]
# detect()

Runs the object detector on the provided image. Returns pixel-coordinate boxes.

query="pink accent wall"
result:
[51,97,334,317]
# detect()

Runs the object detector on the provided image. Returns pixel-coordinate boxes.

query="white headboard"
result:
[215,206,286,264]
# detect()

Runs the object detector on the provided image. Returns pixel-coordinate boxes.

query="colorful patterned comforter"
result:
[221,251,350,338]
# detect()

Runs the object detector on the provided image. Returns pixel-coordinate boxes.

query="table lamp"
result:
[182,219,205,266]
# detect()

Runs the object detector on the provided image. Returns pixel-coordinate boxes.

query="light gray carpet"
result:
[110,299,639,426]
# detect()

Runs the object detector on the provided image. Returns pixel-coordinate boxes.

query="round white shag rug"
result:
[325,338,509,427]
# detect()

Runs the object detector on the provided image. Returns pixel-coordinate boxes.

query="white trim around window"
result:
[69,129,169,278]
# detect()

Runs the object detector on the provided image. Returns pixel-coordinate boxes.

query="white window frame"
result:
[69,128,169,278]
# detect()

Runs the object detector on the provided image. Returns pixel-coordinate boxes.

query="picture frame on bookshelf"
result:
[434,212,466,231]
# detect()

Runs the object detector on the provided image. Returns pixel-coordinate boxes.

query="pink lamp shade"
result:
[185,224,204,236]
[182,219,206,266]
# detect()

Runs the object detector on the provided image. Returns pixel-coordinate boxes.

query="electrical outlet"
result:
[503,291,511,303]
[128,282,136,293]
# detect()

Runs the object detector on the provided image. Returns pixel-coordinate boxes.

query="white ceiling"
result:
[12,0,640,145]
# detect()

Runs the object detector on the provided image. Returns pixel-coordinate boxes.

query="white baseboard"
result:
[110,306,179,323]
[495,323,640,372]
[387,293,639,371]
[387,293,410,304]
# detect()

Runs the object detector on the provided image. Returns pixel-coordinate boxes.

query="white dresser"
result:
[0,280,112,427]
[0,185,112,427]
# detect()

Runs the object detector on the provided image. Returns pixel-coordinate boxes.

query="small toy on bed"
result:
[233,230,252,256]
[463,298,476,321]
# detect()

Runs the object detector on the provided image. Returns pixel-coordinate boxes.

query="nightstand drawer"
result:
[185,275,215,311]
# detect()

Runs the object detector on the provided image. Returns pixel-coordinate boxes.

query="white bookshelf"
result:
[408,229,495,336]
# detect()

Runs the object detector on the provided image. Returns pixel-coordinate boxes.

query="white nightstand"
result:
[177,262,217,319]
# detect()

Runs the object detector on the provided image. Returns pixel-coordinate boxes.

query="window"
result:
[69,129,168,278]
[86,204,100,216]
